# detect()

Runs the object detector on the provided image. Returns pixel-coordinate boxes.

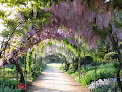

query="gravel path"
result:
[26,67,90,92]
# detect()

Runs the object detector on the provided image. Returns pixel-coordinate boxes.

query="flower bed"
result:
[87,78,122,90]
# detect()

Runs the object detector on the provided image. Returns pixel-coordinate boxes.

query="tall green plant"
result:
[26,51,33,73]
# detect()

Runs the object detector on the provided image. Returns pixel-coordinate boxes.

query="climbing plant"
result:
[0,0,122,91]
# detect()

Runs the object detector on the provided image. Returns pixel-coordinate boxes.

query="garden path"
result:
[26,63,90,92]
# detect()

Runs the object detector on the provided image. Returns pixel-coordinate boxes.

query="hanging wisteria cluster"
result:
[0,21,75,66]
[45,0,120,47]
[0,0,121,66]
[0,0,121,82]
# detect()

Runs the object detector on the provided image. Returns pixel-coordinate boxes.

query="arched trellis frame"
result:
[0,23,76,85]
[0,0,121,91]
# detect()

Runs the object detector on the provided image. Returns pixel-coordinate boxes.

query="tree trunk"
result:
[105,29,122,91]
[67,63,70,71]
[74,61,78,72]
[65,61,70,71]
[65,61,67,70]
[72,56,75,72]
[116,48,122,92]
[15,63,25,83]
[105,44,110,53]
[40,57,42,66]
[78,52,81,79]
[112,41,122,92]
[10,60,25,83]
[117,63,122,92]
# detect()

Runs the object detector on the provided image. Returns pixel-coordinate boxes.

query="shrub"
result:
[70,73,76,79]
[85,66,95,71]
[0,78,21,92]
[81,56,93,65]
[80,67,116,86]
[113,62,119,68]
[66,69,74,75]
[0,86,21,92]
[104,52,118,63]
[75,69,80,76]
[0,78,17,88]
[120,69,122,77]
[90,62,97,66]
[80,70,95,86]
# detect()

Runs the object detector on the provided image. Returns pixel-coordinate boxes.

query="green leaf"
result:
[49,0,52,7]
[87,0,90,8]
[70,0,74,2]
[0,10,5,18]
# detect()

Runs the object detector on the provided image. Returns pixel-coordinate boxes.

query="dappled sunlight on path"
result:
[26,64,90,92]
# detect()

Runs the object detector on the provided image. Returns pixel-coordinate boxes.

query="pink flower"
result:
[0,60,3,66]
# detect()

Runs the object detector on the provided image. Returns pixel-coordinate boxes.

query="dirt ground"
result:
[26,65,90,92]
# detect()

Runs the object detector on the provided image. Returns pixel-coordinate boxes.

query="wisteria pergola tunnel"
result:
[0,0,122,91]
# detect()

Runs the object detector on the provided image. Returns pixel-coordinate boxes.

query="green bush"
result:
[104,52,118,63]
[81,56,93,65]
[60,63,120,88]
[80,67,116,86]
[70,73,76,79]
[75,69,80,76]
[113,62,119,68]
[0,86,21,92]
[85,66,96,71]
[0,78,17,88]
[80,70,95,86]
[0,67,16,78]
[66,69,74,75]
[90,62,97,66]
[120,69,122,77]
[0,78,20,92]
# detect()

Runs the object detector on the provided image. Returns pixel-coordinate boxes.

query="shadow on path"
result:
[26,65,90,92]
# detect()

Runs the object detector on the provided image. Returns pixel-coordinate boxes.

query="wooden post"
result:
[95,48,97,89]
[78,51,81,79]
[16,60,18,86]
[35,54,37,77]
[78,35,81,79]
[24,53,27,90]
[73,55,74,69]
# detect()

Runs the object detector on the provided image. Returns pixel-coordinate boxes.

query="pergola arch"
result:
[0,24,77,82]
[0,0,121,90]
